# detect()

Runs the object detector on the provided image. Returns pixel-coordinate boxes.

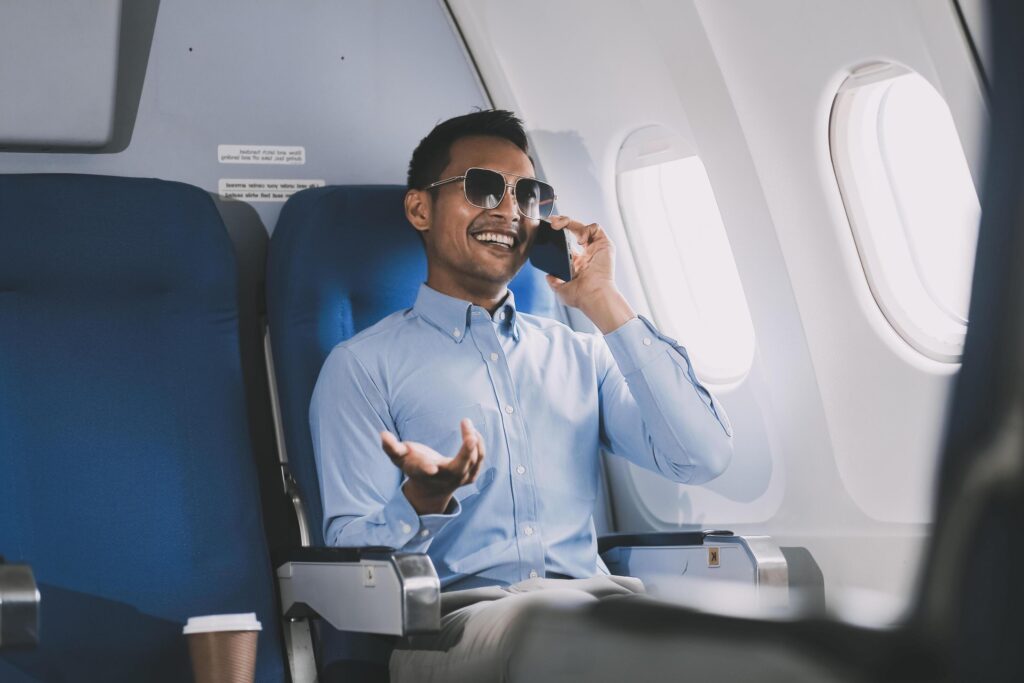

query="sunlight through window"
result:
[831,64,980,362]
[617,126,755,385]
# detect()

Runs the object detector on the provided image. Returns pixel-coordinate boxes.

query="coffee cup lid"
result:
[182,613,263,634]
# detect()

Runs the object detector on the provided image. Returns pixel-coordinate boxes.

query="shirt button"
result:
[400,522,412,534]
[529,570,539,579]
[419,529,430,538]
[505,405,514,414]
[516,465,526,475]
[490,352,499,362]
[642,337,652,346]
[453,328,461,338]
[499,311,507,321]
[524,525,534,536]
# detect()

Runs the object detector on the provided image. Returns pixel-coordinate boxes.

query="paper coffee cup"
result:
[183,613,262,683]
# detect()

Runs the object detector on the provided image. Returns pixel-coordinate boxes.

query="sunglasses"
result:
[425,167,556,221]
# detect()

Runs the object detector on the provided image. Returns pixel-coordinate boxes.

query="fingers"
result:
[384,420,486,483]
[381,431,440,475]
[549,215,602,245]
[466,429,486,483]
[451,419,479,475]
[380,430,408,459]
[459,418,475,445]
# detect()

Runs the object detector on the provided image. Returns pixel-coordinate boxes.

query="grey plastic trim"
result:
[283,468,312,549]
[602,533,790,611]
[283,618,318,683]
[708,534,789,592]
[0,563,40,649]
[264,329,313,547]
[392,553,443,634]
[263,330,291,470]
[277,552,441,636]
[264,328,317,678]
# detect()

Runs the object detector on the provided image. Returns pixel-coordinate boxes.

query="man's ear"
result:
[405,189,431,235]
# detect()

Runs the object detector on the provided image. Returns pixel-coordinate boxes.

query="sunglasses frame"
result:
[424,166,557,220]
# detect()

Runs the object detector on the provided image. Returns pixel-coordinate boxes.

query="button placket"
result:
[468,312,534,570]
[472,311,545,575]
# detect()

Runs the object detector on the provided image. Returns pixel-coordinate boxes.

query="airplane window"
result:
[830,64,980,362]
[616,125,756,385]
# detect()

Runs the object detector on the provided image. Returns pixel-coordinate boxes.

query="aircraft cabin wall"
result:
[449,0,987,612]
[1,0,988,616]
[0,0,489,231]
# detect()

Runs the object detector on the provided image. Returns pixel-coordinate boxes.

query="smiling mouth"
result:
[471,231,517,249]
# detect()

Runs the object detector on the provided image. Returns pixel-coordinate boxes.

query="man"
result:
[309,109,733,680]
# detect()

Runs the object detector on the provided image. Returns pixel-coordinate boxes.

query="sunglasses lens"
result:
[464,168,506,209]
[515,178,555,220]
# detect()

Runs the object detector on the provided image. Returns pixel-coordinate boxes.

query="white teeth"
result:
[472,232,514,248]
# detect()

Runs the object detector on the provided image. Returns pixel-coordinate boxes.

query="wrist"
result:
[402,479,453,516]
[580,286,636,334]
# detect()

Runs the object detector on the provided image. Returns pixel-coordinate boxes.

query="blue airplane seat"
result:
[0,174,286,682]
[266,184,556,678]
[267,184,556,548]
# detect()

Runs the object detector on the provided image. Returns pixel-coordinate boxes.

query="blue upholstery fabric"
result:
[0,174,285,682]
[266,185,556,547]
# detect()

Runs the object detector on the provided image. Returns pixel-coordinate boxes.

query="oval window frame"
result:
[829,63,980,363]
[615,124,756,385]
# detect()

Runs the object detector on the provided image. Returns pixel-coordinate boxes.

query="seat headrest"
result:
[0,173,234,299]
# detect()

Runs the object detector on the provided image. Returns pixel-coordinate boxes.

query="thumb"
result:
[380,430,408,458]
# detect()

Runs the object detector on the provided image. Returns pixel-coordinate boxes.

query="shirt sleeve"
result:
[309,345,461,551]
[597,315,733,485]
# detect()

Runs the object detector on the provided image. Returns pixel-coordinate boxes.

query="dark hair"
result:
[407,109,531,191]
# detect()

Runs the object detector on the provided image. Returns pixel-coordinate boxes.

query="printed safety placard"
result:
[217,145,305,165]
[218,178,325,202]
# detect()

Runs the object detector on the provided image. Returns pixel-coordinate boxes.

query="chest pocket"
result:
[398,402,494,503]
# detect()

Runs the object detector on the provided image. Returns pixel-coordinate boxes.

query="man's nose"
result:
[489,183,519,221]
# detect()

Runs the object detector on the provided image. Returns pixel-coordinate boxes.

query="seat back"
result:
[266,184,556,546]
[0,174,285,682]
[913,3,1024,679]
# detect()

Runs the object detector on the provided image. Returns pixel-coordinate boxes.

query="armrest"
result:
[598,530,733,554]
[273,546,397,565]
[276,548,440,636]
[0,560,40,649]
[599,532,788,610]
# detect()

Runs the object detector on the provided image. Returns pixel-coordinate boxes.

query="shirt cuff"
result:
[603,315,668,376]
[383,484,462,548]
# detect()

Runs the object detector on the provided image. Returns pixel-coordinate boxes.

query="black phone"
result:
[529,220,573,281]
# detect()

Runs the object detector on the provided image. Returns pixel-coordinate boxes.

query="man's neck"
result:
[425,273,509,315]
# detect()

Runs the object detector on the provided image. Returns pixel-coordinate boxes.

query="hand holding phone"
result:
[528,220,573,282]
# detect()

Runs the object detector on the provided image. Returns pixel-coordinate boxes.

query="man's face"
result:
[418,135,540,289]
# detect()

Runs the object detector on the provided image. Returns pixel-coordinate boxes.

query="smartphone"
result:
[529,220,573,281]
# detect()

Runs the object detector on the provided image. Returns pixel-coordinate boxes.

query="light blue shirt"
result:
[310,283,733,590]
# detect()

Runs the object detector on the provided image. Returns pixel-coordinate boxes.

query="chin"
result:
[474,270,515,287]
[465,260,523,286]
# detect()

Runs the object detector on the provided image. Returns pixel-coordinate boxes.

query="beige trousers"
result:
[388,575,644,682]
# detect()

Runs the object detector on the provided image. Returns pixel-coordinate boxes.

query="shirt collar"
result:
[413,283,520,343]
